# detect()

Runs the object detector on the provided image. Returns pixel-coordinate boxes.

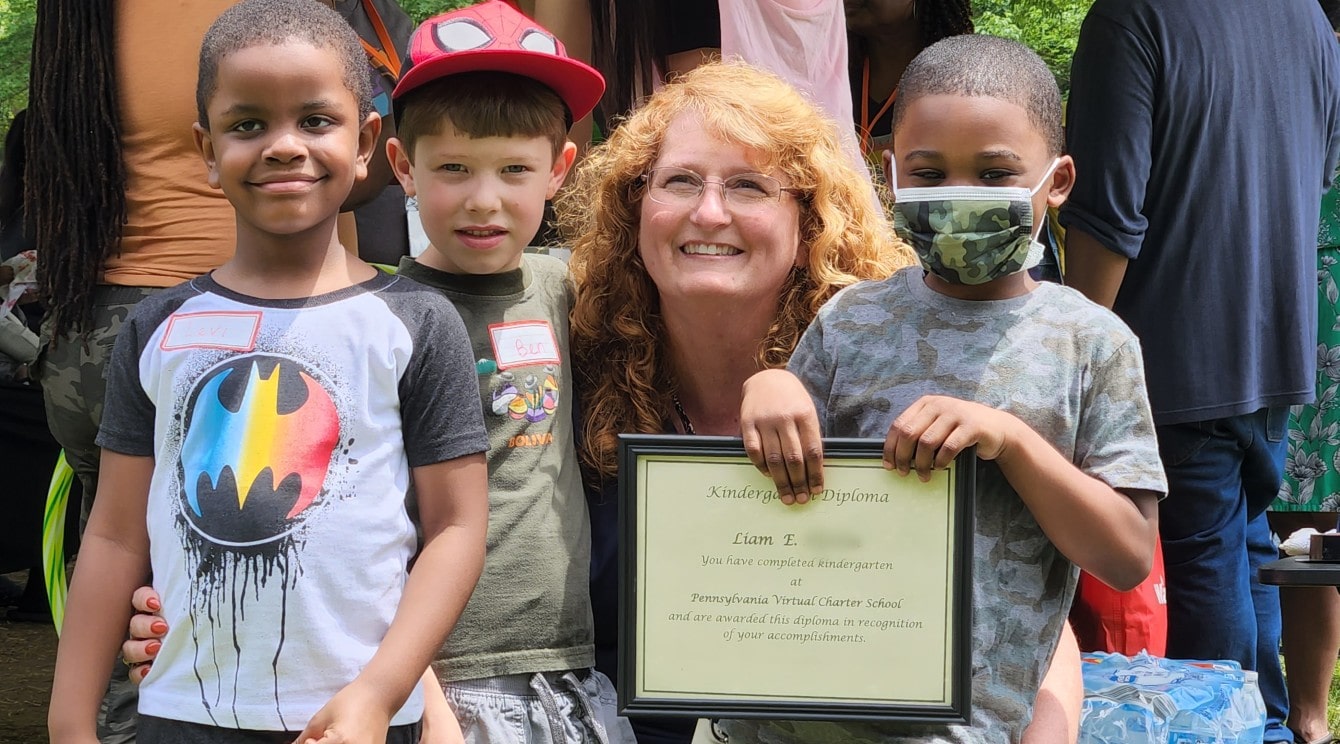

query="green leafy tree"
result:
[0,0,34,128]
[405,1,1099,94]
[973,0,1095,95]
[0,0,1101,139]
[400,0,476,24]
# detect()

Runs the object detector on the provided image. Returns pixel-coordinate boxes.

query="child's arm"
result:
[887,394,1158,591]
[417,668,464,744]
[295,452,488,744]
[48,451,154,744]
[740,369,826,504]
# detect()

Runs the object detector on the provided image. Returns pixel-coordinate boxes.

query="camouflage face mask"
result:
[890,160,1059,285]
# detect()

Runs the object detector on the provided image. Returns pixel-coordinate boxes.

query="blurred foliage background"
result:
[0,0,1095,139]
[0,0,33,130]
[396,0,1096,92]
[975,0,1096,94]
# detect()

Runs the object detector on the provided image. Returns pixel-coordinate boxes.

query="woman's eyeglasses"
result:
[642,166,801,210]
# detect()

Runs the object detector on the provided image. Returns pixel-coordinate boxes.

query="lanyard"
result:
[360,0,402,81]
[858,58,897,156]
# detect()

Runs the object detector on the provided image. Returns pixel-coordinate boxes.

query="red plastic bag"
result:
[1069,539,1168,656]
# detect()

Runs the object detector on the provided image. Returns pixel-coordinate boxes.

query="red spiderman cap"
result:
[393,0,605,125]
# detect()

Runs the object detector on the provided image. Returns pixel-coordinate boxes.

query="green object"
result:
[43,450,73,635]
[1276,182,1340,513]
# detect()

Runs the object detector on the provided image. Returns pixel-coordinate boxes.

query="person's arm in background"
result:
[1058,9,1156,304]
[1023,623,1083,744]
[1063,228,1127,310]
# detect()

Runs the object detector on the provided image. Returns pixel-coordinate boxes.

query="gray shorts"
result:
[445,669,638,744]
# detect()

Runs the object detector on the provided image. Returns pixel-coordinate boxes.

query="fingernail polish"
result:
[146,641,161,655]
[146,597,161,611]
[150,620,168,635]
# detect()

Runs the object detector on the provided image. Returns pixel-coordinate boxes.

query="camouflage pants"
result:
[38,284,158,744]
[39,285,157,523]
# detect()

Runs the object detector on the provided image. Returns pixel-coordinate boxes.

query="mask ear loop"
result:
[885,151,901,196]
[1029,157,1063,197]
[1026,157,1063,241]
[1022,158,1064,271]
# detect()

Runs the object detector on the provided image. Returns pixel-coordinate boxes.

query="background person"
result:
[845,0,974,167]
[1269,6,1340,743]
[1060,1,1340,741]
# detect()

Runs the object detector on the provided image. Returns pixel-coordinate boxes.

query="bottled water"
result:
[1081,652,1266,744]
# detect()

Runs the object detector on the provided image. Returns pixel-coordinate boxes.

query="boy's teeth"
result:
[682,243,741,256]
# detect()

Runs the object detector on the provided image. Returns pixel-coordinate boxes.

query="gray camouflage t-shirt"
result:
[723,268,1166,744]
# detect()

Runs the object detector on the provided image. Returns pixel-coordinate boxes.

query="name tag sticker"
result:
[161,311,262,352]
[489,320,560,370]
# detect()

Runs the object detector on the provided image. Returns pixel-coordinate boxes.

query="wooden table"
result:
[1259,556,1340,587]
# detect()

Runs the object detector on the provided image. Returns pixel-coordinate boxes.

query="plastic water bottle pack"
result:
[1079,652,1266,744]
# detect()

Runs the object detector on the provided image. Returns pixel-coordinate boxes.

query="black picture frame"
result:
[616,434,975,724]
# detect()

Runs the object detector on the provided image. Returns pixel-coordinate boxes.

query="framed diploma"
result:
[617,435,974,724]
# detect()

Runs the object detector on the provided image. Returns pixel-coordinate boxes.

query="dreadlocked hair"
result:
[27,0,126,339]
[587,0,656,133]
[558,61,911,484]
[0,110,28,233]
[916,0,974,48]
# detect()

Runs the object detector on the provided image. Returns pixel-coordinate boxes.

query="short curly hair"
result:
[196,0,373,127]
[894,34,1063,155]
[558,61,912,482]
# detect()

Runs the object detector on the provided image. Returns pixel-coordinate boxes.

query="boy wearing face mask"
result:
[733,35,1166,743]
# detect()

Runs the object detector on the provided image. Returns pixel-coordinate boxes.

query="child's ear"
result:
[386,137,416,197]
[354,111,383,184]
[193,122,222,191]
[545,141,579,199]
[1045,154,1076,208]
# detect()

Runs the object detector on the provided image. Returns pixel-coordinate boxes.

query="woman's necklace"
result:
[671,392,696,436]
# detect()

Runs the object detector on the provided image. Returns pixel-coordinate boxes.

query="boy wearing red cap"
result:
[386,3,634,742]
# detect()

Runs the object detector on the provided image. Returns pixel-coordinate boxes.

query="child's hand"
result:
[885,395,1020,480]
[740,369,824,504]
[123,585,166,683]
[294,681,391,744]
